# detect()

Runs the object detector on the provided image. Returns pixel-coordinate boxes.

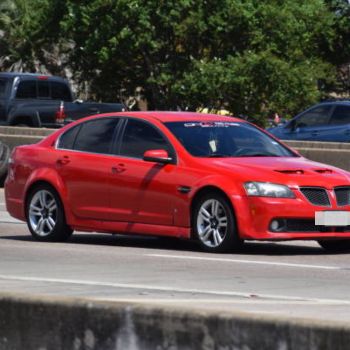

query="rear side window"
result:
[329,105,350,125]
[16,81,36,99]
[57,125,81,150]
[73,118,120,154]
[119,119,171,158]
[51,81,72,101]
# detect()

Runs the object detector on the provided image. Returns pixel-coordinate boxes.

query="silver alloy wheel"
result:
[28,190,57,237]
[196,199,228,248]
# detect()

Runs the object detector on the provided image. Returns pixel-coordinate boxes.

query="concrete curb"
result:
[1,292,350,350]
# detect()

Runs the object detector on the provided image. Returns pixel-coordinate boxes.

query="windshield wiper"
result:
[206,154,231,158]
[236,153,280,157]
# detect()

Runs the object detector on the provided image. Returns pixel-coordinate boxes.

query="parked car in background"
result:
[5,111,350,253]
[0,72,126,128]
[0,141,9,184]
[268,101,350,142]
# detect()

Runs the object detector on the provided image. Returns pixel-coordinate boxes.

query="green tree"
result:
[1,0,347,122]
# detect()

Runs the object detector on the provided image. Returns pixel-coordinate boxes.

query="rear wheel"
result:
[193,192,243,253]
[26,184,73,242]
[318,240,350,253]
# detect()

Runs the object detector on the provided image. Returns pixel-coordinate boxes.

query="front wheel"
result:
[193,192,243,253]
[26,184,73,242]
[318,240,350,253]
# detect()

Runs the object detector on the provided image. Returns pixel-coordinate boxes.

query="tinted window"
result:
[74,118,120,154]
[120,119,171,158]
[0,79,7,98]
[165,121,295,157]
[329,105,350,125]
[51,81,72,101]
[294,105,332,128]
[57,125,81,150]
[38,81,50,99]
[16,81,36,99]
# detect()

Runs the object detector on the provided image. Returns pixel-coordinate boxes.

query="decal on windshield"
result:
[184,122,240,128]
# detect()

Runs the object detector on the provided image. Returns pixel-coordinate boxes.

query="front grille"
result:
[334,187,350,206]
[271,219,350,233]
[300,187,330,206]
[285,219,319,232]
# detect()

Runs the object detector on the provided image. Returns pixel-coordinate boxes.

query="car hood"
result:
[205,156,350,188]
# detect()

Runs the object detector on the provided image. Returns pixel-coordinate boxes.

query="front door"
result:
[109,118,177,225]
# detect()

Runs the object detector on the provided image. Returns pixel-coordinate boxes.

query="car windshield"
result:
[165,121,297,157]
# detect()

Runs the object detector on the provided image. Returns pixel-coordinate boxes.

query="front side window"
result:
[294,105,332,128]
[329,105,350,125]
[165,121,296,157]
[120,119,171,158]
[73,118,120,154]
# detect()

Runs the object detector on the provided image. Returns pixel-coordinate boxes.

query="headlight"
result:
[244,182,295,198]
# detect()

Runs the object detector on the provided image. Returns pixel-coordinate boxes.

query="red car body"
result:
[5,111,350,252]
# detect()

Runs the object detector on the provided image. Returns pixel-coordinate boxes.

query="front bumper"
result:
[232,194,350,240]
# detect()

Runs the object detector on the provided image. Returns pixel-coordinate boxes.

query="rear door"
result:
[56,117,121,220]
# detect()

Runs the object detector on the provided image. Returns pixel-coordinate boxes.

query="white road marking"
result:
[147,253,342,270]
[0,274,349,305]
[0,221,24,224]
[88,298,350,306]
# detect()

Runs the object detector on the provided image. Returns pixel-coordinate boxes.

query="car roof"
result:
[320,100,350,106]
[0,72,67,82]
[95,111,243,123]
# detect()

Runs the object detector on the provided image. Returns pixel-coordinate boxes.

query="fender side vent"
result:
[314,169,333,174]
[274,169,304,175]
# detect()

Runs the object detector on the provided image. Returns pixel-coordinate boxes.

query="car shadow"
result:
[0,232,330,256]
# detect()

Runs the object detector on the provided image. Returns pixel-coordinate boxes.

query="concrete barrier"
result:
[0,126,55,151]
[0,126,55,137]
[0,293,350,350]
[0,126,349,171]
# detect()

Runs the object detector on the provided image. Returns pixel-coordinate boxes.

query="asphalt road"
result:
[1,189,350,323]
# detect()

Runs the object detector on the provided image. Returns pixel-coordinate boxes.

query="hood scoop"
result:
[314,168,333,174]
[274,169,305,175]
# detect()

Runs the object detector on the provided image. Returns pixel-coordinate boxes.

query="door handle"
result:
[111,163,126,174]
[311,131,319,136]
[56,156,70,165]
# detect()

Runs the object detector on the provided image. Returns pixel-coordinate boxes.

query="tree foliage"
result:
[0,0,349,121]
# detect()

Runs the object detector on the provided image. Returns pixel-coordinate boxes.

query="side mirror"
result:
[143,149,173,164]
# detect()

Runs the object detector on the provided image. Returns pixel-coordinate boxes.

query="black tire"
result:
[25,184,73,242]
[318,240,350,253]
[192,192,243,253]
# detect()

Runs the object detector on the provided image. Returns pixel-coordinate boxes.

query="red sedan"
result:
[5,112,350,253]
